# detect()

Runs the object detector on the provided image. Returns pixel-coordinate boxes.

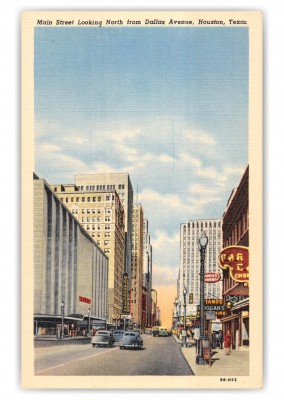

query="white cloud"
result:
[37,143,61,153]
[178,153,202,168]
[151,230,180,249]
[152,262,178,286]
[72,136,88,145]
[110,129,141,142]
[185,129,216,146]
[139,189,185,211]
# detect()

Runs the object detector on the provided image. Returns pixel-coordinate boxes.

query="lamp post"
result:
[196,231,208,365]
[88,307,91,336]
[61,300,64,340]
[178,300,181,332]
[183,287,188,347]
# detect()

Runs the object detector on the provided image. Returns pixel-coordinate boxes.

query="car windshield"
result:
[97,331,108,335]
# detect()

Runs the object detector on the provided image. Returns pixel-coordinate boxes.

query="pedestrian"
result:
[218,330,223,349]
[212,331,217,349]
[224,329,232,355]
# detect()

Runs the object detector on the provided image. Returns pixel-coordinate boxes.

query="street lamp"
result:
[196,231,208,365]
[88,307,91,336]
[183,287,187,347]
[61,300,64,340]
[178,300,181,329]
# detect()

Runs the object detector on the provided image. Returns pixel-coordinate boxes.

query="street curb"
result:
[172,335,196,375]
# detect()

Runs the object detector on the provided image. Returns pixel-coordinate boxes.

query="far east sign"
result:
[218,246,249,285]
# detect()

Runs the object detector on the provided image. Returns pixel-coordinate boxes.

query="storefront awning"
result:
[231,298,249,311]
[220,314,239,323]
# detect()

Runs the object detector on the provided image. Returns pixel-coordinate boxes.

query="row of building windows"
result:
[84,224,112,231]
[61,195,116,204]
[78,184,125,191]
[183,221,221,229]
[91,232,111,239]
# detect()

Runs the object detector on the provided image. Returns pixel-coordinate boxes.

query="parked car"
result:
[91,330,114,347]
[144,327,152,335]
[119,331,143,350]
[112,330,125,342]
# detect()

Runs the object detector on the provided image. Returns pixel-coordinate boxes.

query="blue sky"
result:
[35,26,248,287]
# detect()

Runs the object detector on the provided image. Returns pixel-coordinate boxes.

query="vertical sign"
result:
[122,273,129,313]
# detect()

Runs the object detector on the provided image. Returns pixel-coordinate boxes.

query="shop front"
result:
[34,314,107,338]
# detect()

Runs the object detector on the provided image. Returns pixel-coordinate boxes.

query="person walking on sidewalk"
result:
[218,330,223,349]
[224,329,232,355]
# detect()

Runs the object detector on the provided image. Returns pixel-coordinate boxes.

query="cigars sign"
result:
[218,246,249,285]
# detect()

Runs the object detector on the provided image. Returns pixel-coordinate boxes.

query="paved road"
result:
[35,334,193,376]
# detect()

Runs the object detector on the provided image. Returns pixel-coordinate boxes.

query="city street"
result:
[35,334,193,376]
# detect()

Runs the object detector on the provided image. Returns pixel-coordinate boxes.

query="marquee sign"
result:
[122,273,129,313]
[218,246,249,285]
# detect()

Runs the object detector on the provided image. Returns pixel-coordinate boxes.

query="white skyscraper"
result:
[143,219,152,326]
[178,219,223,316]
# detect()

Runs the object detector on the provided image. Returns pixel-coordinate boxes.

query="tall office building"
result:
[143,219,153,326]
[151,289,158,326]
[75,173,133,312]
[131,204,144,327]
[178,219,223,315]
[50,183,125,320]
[34,176,108,320]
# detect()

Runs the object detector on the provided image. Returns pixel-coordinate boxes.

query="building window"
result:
[82,197,85,202]
[87,197,90,202]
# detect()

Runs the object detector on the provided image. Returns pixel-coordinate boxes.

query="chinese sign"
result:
[218,246,249,284]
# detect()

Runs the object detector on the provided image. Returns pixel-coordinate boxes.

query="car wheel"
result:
[92,344,95,347]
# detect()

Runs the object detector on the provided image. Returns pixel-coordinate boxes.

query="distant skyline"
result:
[34,26,248,289]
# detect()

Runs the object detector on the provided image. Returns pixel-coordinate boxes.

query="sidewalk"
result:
[34,336,91,342]
[173,336,249,376]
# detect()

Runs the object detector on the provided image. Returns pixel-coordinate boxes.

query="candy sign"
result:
[204,272,221,283]
[218,246,249,284]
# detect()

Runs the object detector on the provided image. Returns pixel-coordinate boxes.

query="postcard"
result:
[21,10,262,389]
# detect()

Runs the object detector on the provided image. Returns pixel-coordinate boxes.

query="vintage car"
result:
[112,329,125,342]
[152,326,160,337]
[91,330,114,347]
[158,327,168,337]
[152,326,168,337]
[119,331,143,350]
[144,327,153,335]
